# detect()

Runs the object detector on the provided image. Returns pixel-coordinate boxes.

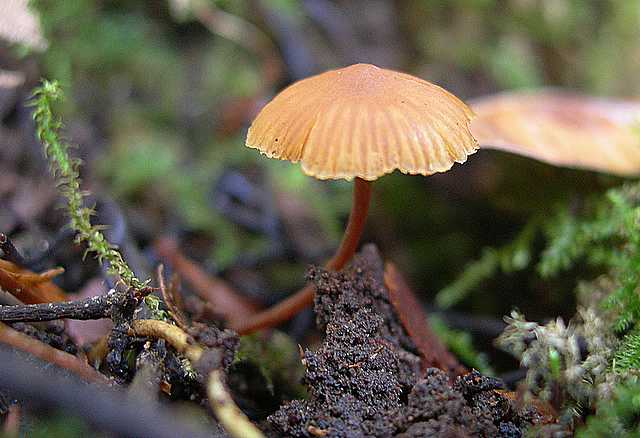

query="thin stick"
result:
[0,289,122,323]
[0,322,108,384]
[232,178,372,334]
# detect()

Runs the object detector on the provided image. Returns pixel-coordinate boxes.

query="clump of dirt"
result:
[268,245,544,437]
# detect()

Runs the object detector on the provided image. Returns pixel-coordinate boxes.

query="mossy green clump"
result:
[31,80,147,291]
[538,184,640,335]
[577,377,640,438]
[489,180,640,431]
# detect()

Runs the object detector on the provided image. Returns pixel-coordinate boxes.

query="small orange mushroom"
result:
[235,63,478,334]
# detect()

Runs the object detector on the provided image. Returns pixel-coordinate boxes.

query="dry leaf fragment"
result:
[471,90,640,176]
[0,259,66,304]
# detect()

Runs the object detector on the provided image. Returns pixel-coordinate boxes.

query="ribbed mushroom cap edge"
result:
[246,63,479,181]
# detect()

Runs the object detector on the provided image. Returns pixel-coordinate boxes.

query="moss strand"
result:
[31,80,146,291]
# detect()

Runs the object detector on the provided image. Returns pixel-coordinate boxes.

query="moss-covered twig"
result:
[31,80,146,291]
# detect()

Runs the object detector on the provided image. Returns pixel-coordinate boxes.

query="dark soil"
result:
[267,245,544,437]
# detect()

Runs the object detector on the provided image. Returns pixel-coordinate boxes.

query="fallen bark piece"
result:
[384,261,466,376]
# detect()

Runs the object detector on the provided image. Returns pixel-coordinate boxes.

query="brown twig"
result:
[0,322,109,384]
[384,262,466,377]
[155,237,261,324]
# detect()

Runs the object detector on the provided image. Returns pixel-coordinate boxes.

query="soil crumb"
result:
[267,245,543,437]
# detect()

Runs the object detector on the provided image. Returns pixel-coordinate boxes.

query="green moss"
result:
[436,218,537,308]
[577,378,640,438]
[235,332,306,398]
[32,80,147,290]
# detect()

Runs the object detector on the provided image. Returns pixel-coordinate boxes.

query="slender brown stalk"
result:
[232,178,372,334]
[326,178,373,270]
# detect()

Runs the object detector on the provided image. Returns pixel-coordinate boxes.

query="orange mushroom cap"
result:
[246,63,479,181]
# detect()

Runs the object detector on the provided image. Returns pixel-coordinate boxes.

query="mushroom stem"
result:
[232,178,373,334]
[326,178,373,270]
